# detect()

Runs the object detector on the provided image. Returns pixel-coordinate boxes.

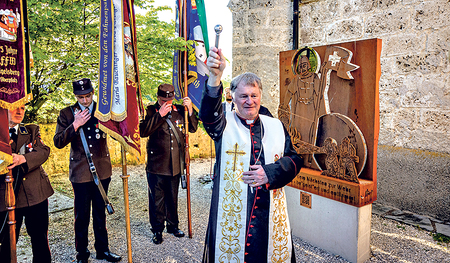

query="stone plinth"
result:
[286,186,372,263]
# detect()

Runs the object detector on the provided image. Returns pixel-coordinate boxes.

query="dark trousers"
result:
[147,173,181,233]
[72,177,111,260]
[0,200,51,263]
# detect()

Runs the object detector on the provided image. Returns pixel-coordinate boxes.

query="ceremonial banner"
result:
[0,0,31,171]
[0,108,12,173]
[195,0,209,56]
[96,0,143,156]
[172,0,209,110]
[0,0,31,110]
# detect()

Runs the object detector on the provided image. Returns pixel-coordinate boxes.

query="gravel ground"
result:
[15,158,450,262]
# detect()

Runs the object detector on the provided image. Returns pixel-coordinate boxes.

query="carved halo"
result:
[291,47,321,76]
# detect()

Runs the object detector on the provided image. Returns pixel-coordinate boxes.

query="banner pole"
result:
[120,146,133,262]
[182,0,193,239]
[5,169,17,263]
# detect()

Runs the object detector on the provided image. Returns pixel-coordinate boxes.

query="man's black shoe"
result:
[167,228,185,237]
[76,260,88,263]
[96,251,122,262]
[152,232,163,244]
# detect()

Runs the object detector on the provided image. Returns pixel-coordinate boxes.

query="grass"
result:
[49,173,73,198]
[396,224,406,230]
[432,233,450,246]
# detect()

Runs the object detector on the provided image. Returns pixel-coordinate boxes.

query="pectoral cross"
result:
[226,143,246,171]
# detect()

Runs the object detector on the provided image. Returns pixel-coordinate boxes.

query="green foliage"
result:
[26,0,101,123]
[135,4,186,103]
[221,75,232,94]
[432,233,450,245]
[396,224,406,230]
[24,0,186,122]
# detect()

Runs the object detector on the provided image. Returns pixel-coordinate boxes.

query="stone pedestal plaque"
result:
[286,187,372,263]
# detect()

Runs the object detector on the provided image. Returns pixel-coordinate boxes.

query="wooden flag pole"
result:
[184,106,193,239]
[182,0,193,239]
[120,146,133,262]
[5,169,17,263]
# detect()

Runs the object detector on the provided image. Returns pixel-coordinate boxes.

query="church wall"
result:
[228,0,450,221]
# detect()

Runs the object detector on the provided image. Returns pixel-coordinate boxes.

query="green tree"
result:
[25,0,185,123]
[136,6,186,103]
[26,0,100,123]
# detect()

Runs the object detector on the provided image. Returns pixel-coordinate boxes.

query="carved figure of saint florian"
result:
[279,50,324,147]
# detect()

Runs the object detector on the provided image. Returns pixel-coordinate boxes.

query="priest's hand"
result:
[73,109,91,132]
[242,164,268,187]
[207,47,226,87]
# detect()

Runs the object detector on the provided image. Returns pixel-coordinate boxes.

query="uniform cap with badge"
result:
[157,84,175,101]
[73,78,94,95]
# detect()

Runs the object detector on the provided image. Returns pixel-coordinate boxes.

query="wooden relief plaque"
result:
[280,39,381,207]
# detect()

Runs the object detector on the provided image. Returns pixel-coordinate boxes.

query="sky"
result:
[150,0,233,77]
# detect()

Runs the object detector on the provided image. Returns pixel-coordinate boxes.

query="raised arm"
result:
[199,47,227,141]
[206,47,226,87]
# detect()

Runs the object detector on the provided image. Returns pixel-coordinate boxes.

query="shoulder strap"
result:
[165,118,185,168]
[70,106,115,215]
[165,118,183,149]
[165,118,187,188]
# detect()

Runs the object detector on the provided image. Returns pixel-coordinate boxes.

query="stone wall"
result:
[228,0,450,221]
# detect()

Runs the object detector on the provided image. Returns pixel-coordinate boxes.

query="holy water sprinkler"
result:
[214,24,223,48]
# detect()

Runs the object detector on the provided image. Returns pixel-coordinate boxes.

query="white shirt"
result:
[224,101,233,112]
[9,124,18,136]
